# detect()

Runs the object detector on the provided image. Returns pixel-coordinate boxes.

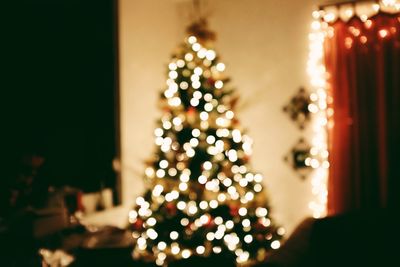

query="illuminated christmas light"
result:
[188,36,197,44]
[307,14,329,218]
[182,249,191,259]
[209,200,218,209]
[157,242,167,251]
[170,231,179,240]
[244,235,253,244]
[216,62,225,72]
[147,228,158,240]
[271,240,281,249]
[215,80,223,89]
[171,243,180,254]
[238,207,247,216]
[206,50,216,60]
[177,201,186,210]
[197,48,207,58]
[177,59,185,68]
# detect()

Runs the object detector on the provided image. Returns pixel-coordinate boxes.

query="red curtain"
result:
[324,13,400,215]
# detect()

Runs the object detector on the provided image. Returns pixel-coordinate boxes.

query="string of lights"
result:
[306,10,330,218]
[307,0,400,218]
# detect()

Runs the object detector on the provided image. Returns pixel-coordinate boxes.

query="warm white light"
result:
[216,62,225,72]
[236,251,249,263]
[155,258,164,266]
[217,105,226,113]
[239,178,248,187]
[225,220,234,229]
[238,207,247,216]
[215,80,223,89]
[242,219,251,227]
[177,59,185,68]
[145,167,155,178]
[254,173,263,183]
[228,149,238,162]
[271,240,281,249]
[170,231,179,240]
[147,229,158,240]
[209,200,218,208]
[379,29,389,38]
[307,13,329,218]
[206,50,216,60]
[188,205,198,215]
[180,81,188,89]
[193,91,202,100]
[198,48,207,58]
[196,246,205,254]
[156,169,165,178]
[190,98,199,107]
[179,182,188,191]
[137,237,146,248]
[154,128,163,137]
[323,12,336,23]
[213,246,221,253]
[171,243,180,254]
[199,201,208,210]
[277,227,286,236]
[214,217,223,225]
[232,129,242,143]
[157,242,167,251]
[163,120,172,129]
[256,207,268,217]
[128,210,137,223]
[217,193,226,202]
[198,175,207,184]
[206,232,215,241]
[192,128,200,137]
[147,217,156,226]
[254,183,262,192]
[172,117,182,126]
[182,249,191,259]
[159,160,168,169]
[180,172,190,182]
[192,43,201,52]
[177,201,186,210]
[223,178,232,187]
[382,0,397,7]
[199,111,209,121]
[168,168,177,176]
[194,67,203,76]
[204,102,213,111]
[206,135,216,144]
[188,36,197,44]
[169,71,178,79]
[185,53,194,61]
[203,161,212,170]
[180,218,189,226]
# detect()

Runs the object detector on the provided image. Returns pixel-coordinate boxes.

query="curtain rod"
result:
[318,0,380,10]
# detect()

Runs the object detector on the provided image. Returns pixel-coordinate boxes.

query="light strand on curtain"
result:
[306,11,331,219]
[319,0,400,23]
[306,0,400,218]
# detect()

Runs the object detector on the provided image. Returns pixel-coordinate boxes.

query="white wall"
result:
[119,0,318,234]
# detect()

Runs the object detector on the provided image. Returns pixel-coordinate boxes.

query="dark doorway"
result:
[2,0,119,199]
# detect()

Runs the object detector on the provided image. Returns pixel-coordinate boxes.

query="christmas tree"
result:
[129,20,284,266]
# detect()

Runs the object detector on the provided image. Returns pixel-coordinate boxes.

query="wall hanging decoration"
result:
[282,87,311,130]
[283,138,312,180]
